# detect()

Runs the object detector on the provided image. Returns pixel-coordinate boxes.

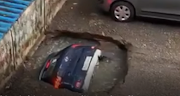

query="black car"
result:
[39,44,102,93]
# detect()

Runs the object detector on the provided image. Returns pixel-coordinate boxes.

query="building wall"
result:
[0,0,66,89]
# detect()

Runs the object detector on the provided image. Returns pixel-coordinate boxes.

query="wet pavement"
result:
[1,0,180,95]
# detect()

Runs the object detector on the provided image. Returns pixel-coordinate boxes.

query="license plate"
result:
[82,56,92,71]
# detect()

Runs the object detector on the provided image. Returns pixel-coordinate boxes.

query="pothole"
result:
[25,30,130,94]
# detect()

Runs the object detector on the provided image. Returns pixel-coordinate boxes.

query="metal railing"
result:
[0,0,33,40]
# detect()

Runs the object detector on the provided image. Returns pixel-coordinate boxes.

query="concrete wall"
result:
[0,0,66,88]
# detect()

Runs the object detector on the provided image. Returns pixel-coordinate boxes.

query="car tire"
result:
[110,1,135,22]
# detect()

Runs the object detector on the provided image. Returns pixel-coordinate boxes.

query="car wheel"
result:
[110,1,135,22]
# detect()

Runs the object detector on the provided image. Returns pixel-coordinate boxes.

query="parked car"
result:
[39,44,102,93]
[98,0,180,22]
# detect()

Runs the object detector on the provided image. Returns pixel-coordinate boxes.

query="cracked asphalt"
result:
[1,0,180,95]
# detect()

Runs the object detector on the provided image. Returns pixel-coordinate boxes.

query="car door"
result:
[138,0,180,16]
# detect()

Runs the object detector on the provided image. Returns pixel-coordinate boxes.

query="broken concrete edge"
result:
[45,30,133,52]
[0,0,67,91]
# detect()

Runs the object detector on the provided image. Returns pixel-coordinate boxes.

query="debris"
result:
[5,83,12,89]
[90,13,98,16]
[73,3,78,5]
[102,32,105,36]
[113,78,117,81]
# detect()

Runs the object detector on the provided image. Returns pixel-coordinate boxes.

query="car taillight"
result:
[72,44,81,48]
[91,46,95,49]
[45,60,51,68]
[53,76,62,89]
[75,81,82,88]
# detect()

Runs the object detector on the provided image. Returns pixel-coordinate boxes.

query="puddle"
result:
[24,30,129,94]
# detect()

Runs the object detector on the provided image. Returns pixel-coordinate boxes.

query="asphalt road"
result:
[1,0,180,95]
[48,0,180,95]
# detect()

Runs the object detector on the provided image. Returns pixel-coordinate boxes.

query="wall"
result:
[0,0,66,89]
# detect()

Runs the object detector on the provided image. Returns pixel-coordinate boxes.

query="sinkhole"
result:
[3,30,130,95]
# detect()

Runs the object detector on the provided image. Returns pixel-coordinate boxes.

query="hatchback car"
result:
[39,44,102,93]
[98,0,180,22]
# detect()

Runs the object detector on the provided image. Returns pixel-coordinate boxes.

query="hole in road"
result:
[2,30,130,95]
[40,30,129,93]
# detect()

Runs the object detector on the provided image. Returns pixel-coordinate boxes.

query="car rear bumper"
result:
[82,49,102,91]
[97,0,114,12]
